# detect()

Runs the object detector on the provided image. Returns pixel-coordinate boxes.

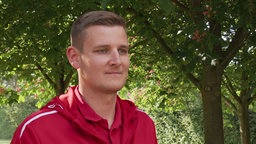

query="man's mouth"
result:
[105,72,122,74]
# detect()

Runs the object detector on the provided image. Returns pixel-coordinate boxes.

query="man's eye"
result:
[118,49,128,55]
[96,49,108,54]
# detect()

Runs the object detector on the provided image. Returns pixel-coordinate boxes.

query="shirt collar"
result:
[111,97,122,129]
[74,86,122,129]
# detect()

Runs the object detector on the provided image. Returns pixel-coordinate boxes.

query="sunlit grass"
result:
[0,139,11,144]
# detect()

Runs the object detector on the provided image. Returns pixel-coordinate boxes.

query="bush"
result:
[0,96,38,139]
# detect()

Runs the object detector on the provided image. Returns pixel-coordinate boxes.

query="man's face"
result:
[77,25,130,94]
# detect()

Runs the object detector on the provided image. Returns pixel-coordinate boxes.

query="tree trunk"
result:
[237,103,250,144]
[54,80,67,96]
[201,67,224,144]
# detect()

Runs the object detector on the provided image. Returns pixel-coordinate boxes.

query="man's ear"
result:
[66,46,80,69]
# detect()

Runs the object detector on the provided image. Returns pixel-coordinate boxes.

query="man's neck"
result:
[79,86,117,128]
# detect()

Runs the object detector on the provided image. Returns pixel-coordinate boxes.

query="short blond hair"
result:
[70,11,126,51]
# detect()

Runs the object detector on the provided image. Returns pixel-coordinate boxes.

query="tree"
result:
[109,0,256,143]
[119,59,205,143]
[0,0,101,96]
[222,46,256,144]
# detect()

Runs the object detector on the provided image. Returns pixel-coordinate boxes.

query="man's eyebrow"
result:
[93,45,110,49]
[93,44,129,49]
[119,45,129,49]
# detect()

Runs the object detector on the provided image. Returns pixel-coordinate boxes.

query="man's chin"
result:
[103,86,124,94]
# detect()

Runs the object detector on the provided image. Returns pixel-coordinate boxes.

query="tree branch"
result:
[64,69,75,89]
[171,0,189,11]
[222,94,237,111]
[35,62,55,87]
[189,0,204,24]
[249,94,256,104]
[126,6,201,90]
[223,74,241,104]
[126,7,174,55]
[220,27,249,70]
[130,39,148,49]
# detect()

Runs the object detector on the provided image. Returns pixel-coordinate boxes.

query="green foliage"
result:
[249,111,256,143]
[0,0,88,97]
[0,76,55,108]
[121,62,256,143]
[0,87,19,105]
[153,109,204,144]
[222,110,256,144]
[221,46,256,143]
[0,109,15,139]
[16,77,55,108]
[223,112,241,144]
[0,96,38,139]
[120,64,205,143]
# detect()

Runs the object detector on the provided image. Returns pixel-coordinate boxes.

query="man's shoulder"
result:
[21,108,60,125]
[23,109,59,124]
[13,109,59,139]
[21,99,71,127]
[119,99,154,123]
[135,108,154,122]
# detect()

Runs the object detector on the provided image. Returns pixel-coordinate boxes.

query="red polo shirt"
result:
[11,86,158,144]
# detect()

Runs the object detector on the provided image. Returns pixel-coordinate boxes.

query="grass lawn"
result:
[0,139,11,144]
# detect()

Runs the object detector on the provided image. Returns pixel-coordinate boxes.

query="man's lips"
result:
[105,72,122,74]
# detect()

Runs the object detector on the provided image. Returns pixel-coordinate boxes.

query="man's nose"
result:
[109,50,121,65]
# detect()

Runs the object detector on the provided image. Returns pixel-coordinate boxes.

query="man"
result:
[11,10,158,144]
